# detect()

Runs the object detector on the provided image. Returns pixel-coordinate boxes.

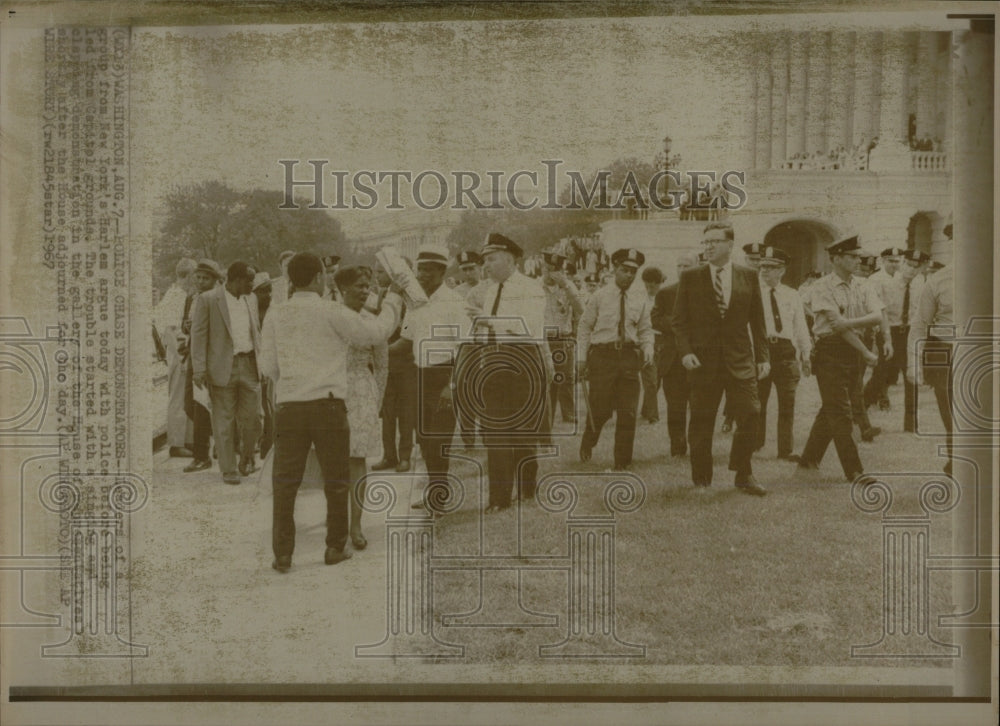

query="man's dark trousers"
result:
[799,336,863,478]
[582,343,641,469]
[755,338,799,457]
[380,361,416,464]
[416,363,456,490]
[480,343,547,508]
[688,364,760,485]
[272,397,350,558]
[660,358,689,455]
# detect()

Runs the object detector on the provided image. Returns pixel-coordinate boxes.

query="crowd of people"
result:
[781,138,877,171]
[151,217,954,573]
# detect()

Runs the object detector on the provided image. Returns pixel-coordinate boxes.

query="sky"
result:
[129,15,755,237]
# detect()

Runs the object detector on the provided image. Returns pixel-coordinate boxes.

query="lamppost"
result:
[658,135,682,210]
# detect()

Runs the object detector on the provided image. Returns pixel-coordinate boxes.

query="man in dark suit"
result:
[191,260,263,485]
[671,222,770,495]
[651,252,698,456]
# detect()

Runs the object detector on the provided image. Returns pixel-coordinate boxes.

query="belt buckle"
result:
[613,340,623,351]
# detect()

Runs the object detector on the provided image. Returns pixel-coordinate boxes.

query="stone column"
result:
[878,30,909,145]
[754,43,773,170]
[828,32,855,154]
[916,32,938,140]
[786,32,809,159]
[769,32,789,167]
[852,32,878,151]
[935,32,951,150]
[805,31,831,155]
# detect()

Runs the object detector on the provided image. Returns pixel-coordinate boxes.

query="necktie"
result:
[618,289,627,343]
[487,282,504,344]
[713,267,726,316]
[902,279,911,326]
[769,287,783,333]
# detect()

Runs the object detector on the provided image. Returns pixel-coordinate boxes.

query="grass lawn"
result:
[420,378,956,666]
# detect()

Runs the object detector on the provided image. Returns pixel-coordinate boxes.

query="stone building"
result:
[600,30,954,287]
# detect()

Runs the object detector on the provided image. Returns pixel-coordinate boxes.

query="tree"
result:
[153,182,346,289]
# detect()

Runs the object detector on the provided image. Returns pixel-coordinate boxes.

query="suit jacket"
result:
[651,283,679,374]
[191,285,262,387]
[671,263,768,380]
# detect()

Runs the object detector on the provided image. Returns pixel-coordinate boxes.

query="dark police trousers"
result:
[755,337,800,457]
[687,361,760,485]
[922,336,953,466]
[582,343,641,469]
[272,397,349,558]
[546,335,578,423]
[416,363,456,491]
[381,360,416,465]
[800,336,863,478]
[478,342,548,508]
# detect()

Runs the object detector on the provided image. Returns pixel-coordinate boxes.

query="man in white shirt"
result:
[155,257,197,456]
[401,244,469,508]
[259,252,404,573]
[471,233,549,512]
[753,247,812,459]
[269,250,296,305]
[190,261,263,485]
[577,248,655,471]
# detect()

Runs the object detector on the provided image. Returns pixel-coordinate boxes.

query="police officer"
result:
[863,246,905,409]
[898,248,930,432]
[908,220,953,474]
[577,248,655,471]
[753,247,812,460]
[742,241,764,272]
[851,253,889,442]
[792,235,882,483]
[541,251,583,426]
[453,250,485,446]
[471,233,549,512]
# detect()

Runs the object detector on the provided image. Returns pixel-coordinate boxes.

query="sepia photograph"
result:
[0,1,995,724]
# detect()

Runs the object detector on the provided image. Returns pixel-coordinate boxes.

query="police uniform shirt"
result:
[479,270,547,341]
[577,282,654,363]
[907,265,953,381]
[809,273,881,338]
[881,271,913,327]
[759,279,812,358]
[400,283,469,367]
[544,280,582,337]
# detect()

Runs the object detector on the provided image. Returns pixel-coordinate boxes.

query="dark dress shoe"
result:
[239,459,259,477]
[272,556,291,573]
[789,454,819,470]
[395,459,411,472]
[222,473,241,485]
[484,503,509,514]
[861,426,881,442]
[943,461,953,476]
[371,458,397,471]
[169,446,194,458]
[735,476,767,496]
[324,548,353,565]
[351,532,368,551]
[776,453,796,461]
[579,441,592,462]
[183,459,212,473]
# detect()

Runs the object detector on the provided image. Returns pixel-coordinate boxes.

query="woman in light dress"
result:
[334,265,388,550]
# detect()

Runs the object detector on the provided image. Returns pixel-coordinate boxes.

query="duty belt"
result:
[591,341,637,351]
